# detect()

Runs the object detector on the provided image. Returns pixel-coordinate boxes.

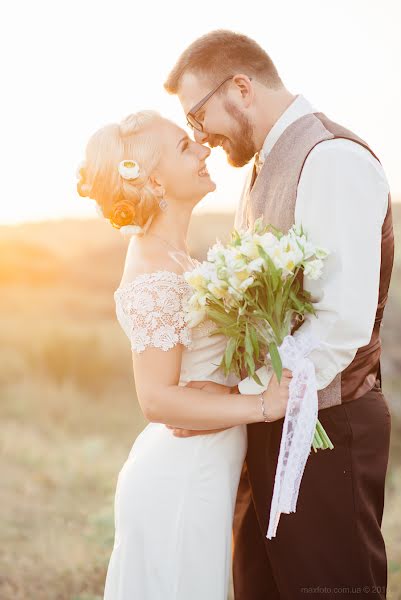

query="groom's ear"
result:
[232,74,254,107]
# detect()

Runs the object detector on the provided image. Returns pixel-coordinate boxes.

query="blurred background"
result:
[1,1,400,598]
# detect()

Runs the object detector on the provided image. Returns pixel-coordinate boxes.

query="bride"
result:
[77,110,292,600]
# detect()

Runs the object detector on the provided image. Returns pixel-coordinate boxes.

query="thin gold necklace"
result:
[147,232,190,258]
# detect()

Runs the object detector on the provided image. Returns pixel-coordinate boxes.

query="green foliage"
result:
[224,337,237,372]
[269,341,283,382]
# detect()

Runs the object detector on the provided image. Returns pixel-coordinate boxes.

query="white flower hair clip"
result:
[94,202,104,218]
[118,159,141,180]
[119,224,144,236]
[119,214,155,238]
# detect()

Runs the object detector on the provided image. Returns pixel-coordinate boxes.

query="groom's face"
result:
[177,73,257,168]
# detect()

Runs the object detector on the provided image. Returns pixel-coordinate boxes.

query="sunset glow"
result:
[2,0,400,225]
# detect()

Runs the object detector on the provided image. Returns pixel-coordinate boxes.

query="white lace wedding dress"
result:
[103,270,247,600]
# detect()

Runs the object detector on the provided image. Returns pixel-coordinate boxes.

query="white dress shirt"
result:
[246,95,390,391]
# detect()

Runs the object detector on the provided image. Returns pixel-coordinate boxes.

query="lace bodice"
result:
[114,271,192,353]
[114,270,239,387]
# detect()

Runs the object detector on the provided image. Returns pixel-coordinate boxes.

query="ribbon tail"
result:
[266,335,319,540]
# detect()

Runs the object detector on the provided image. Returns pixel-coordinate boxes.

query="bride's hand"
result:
[165,380,235,437]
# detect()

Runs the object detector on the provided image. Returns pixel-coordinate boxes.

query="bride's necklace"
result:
[147,232,191,259]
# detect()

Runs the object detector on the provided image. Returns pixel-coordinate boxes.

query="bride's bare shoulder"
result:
[117,237,183,288]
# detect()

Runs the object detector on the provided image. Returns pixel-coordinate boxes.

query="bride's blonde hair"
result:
[77,111,163,230]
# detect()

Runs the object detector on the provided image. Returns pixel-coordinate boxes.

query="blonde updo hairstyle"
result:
[77,111,163,231]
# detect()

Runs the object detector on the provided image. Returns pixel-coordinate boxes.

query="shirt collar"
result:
[259,95,317,161]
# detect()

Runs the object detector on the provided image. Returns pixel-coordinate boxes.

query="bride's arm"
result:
[166,380,238,436]
[132,344,291,430]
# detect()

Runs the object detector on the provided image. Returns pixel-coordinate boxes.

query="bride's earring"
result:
[158,195,168,211]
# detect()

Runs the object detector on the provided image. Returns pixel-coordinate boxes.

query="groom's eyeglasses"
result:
[187,75,249,132]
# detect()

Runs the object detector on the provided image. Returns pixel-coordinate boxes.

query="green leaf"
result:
[289,290,304,312]
[274,289,283,322]
[245,353,256,376]
[249,325,259,358]
[251,371,263,386]
[266,223,282,238]
[245,324,253,356]
[224,337,237,371]
[210,324,241,338]
[258,247,280,293]
[231,229,242,246]
[281,276,294,313]
[269,341,282,382]
[206,307,234,326]
[253,216,265,234]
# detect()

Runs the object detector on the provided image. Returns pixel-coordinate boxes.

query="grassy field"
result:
[0,208,400,599]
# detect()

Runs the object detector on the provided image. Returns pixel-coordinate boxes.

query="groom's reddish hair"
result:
[164,30,282,94]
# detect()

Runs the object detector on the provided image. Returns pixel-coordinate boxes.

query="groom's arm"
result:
[292,138,389,394]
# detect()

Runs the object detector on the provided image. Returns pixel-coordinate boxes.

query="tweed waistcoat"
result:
[235,112,394,409]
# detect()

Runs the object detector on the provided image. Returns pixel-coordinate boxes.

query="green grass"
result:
[0,211,400,599]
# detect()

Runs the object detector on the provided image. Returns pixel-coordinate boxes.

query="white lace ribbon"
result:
[266,332,320,539]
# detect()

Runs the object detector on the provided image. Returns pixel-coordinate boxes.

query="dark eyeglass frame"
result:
[186,75,252,132]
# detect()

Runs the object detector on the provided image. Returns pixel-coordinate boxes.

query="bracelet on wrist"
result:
[260,392,271,423]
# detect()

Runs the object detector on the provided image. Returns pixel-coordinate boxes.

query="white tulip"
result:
[207,241,225,263]
[248,257,265,272]
[315,246,330,259]
[239,276,254,290]
[259,232,277,251]
[304,258,324,280]
[186,309,207,328]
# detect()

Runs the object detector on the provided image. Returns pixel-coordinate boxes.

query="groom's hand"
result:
[262,368,293,422]
[165,380,235,437]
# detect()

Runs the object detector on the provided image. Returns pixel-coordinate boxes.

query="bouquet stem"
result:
[312,419,334,453]
[268,333,334,454]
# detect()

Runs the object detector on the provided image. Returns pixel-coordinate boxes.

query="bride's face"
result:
[155,119,216,204]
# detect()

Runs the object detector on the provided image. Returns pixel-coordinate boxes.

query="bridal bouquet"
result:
[184,217,333,452]
[184,218,334,538]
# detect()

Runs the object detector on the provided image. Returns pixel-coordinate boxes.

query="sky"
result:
[1,0,400,225]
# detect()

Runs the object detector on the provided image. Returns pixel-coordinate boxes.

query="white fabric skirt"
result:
[103,421,247,600]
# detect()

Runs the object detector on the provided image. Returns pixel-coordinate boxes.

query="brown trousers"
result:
[232,383,391,599]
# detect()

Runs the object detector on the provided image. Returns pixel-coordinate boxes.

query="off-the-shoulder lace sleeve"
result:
[113,271,192,353]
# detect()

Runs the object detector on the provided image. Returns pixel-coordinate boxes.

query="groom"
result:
[164,30,394,598]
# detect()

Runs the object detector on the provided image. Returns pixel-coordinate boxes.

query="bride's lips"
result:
[198,164,210,178]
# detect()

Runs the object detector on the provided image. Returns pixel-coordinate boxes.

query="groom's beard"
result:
[221,101,256,167]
